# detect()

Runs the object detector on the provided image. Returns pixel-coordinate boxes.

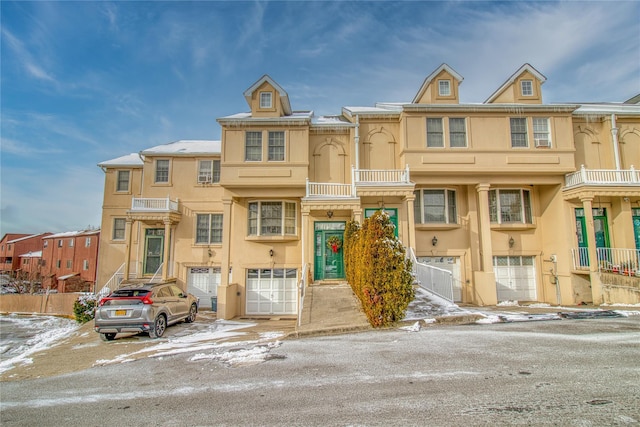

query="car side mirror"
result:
[179,293,186,298]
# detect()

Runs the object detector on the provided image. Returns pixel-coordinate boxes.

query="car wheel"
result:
[185,303,197,323]
[100,333,117,341]
[149,314,166,338]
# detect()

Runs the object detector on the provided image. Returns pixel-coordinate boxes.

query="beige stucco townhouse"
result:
[96,64,640,321]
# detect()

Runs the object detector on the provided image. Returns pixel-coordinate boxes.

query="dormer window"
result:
[259,92,273,109]
[438,80,451,96]
[521,80,533,96]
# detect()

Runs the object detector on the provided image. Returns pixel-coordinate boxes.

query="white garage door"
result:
[246,268,297,315]
[187,267,220,306]
[417,256,462,302]
[493,256,537,302]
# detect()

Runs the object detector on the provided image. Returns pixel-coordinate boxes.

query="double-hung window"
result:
[489,189,532,224]
[198,160,220,183]
[260,92,273,109]
[245,132,262,161]
[268,131,285,161]
[510,118,528,148]
[85,237,91,247]
[414,189,457,224]
[449,118,467,148]
[83,260,89,270]
[427,118,444,148]
[69,239,74,247]
[155,159,170,183]
[521,80,533,96]
[113,218,126,240]
[248,201,296,236]
[196,213,223,244]
[533,118,550,147]
[116,170,130,192]
[438,80,451,96]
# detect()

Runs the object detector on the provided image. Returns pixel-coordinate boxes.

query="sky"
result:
[1,1,639,236]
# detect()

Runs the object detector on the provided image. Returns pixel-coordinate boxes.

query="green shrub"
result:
[73,293,98,324]
[344,210,414,327]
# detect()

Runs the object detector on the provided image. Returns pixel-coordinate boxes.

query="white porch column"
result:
[123,218,134,281]
[473,183,497,305]
[581,197,603,305]
[162,219,171,280]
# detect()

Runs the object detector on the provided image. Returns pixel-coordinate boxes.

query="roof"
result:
[44,229,100,239]
[19,250,42,258]
[485,63,547,104]
[412,63,464,103]
[8,233,49,244]
[310,115,355,127]
[98,153,143,168]
[58,273,79,280]
[243,75,292,116]
[140,140,221,156]
[573,103,640,116]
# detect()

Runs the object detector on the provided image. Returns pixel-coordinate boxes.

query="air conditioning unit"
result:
[198,174,212,183]
[535,138,550,148]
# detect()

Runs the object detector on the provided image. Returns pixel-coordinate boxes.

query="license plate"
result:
[114,310,127,316]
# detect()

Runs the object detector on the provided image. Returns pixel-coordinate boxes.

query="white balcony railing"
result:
[571,247,640,277]
[354,165,411,185]
[565,165,639,188]
[306,180,354,198]
[131,197,179,212]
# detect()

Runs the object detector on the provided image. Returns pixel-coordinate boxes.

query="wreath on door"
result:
[326,235,343,253]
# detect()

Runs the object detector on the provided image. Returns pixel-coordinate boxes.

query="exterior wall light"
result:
[269,249,274,257]
[327,210,334,218]
[431,236,438,246]
[509,236,515,248]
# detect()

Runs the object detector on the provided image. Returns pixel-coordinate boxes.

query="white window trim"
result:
[195,213,223,244]
[521,80,533,96]
[414,188,457,224]
[245,131,263,162]
[438,79,451,96]
[448,117,468,148]
[154,159,171,184]
[510,117,529,148]
[427,117,467,148]
[489,188,533,224]
[113,218,126,241]
[532,117,552,148]
[116,170,130,192]
[247,201,297,237]
[267,131,286,162]
[259,91,273,109]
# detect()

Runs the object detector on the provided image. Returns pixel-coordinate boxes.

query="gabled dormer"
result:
[412,63,463,104]
[243,75,292,118]
[485,63,546,104]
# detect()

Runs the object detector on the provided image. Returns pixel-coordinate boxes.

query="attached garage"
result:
[187,267,220,308]
[493,256,537,302]
[246,268,297,315]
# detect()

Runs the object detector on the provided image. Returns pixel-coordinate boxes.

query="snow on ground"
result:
[94,319,286,367]
[0,314,79,374]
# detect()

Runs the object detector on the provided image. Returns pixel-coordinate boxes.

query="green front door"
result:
[144,229,164,275]
[314,222,345,281]
[632,208,640,251]
[575,208,610,267]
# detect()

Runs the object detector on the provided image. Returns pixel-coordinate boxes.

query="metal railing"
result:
[298,263,308,327]
[149,262,164,282]
[131,197,179,211]
[571,247,640,277]
[408,247,454,302]
[97,262,139,297]
[354,165,411,184]
[565,165,639,188]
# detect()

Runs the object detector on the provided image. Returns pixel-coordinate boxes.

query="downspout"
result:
[354,115,360,170]
[611,114,621,170]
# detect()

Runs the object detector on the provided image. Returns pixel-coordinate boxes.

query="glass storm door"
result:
[144,229,164,275]
[314,222,345,281]
[593,209,610,249]
[575,210,589,267]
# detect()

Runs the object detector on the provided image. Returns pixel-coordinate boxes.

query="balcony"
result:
[565,166,639,189]
[131,197,179,212]
[305,167,412,199]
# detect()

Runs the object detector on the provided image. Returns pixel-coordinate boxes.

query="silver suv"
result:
[94,283,198,341]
